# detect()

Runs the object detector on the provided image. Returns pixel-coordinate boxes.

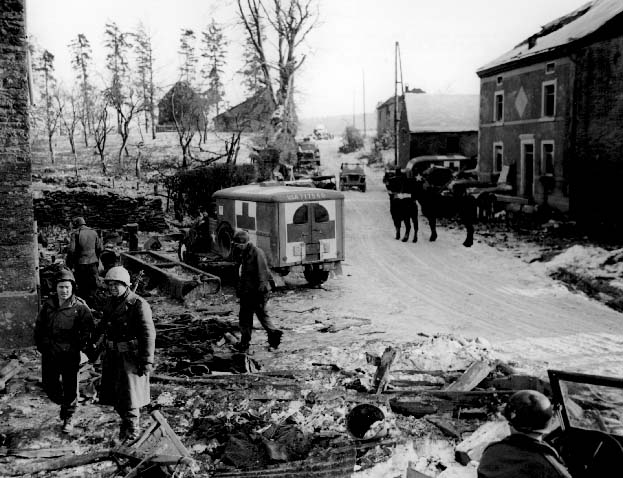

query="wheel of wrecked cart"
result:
[304,265,330,286]
[360,184,366,193]
[216,222,234,259]
[177,239,198,267]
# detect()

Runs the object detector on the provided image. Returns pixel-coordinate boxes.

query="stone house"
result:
[397,93,479,168]
[476,0,623,224]
[375,87,424,145]
[214,89,275,132]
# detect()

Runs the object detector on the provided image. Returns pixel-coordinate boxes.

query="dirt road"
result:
[277,140,623,376]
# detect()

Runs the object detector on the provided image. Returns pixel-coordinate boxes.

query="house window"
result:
[493,142,503,173]
[546,62,556,74]
[496,76,503,85]
[542,141,554,175]
[494,91,504,122]
[542,80,556,117]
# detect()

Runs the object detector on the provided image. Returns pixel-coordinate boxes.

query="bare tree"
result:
[169,81,203,167]
[55,87,80,176]
[201,20,227,117]
[237,0,317,142]
[178,29,198,84]
[105,86,143,164]
[93,98,114,175]
[239,30,266,96]
[69,33,93,146]
[133,24,157,140]
[104,22,131,134]
[35,49,60,163]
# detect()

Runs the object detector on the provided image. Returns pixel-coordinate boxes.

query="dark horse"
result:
[386,166,477,246]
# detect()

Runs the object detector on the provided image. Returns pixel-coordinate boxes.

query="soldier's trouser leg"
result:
[116,406,140,439]
[75,263,99,306]
[238,296,256,348]
[255,293,282,347]
[42,354,63,405]
[59,356,79,420]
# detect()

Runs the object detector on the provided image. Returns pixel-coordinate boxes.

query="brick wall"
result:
[0,0,38,348]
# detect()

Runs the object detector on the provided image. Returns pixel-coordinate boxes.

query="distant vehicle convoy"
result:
[178,184,345,286]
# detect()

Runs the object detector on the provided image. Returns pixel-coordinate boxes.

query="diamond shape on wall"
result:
[515,86,528,117]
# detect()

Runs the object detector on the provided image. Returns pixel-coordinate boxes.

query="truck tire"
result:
[216,223,234,259]
[304,266,330,286]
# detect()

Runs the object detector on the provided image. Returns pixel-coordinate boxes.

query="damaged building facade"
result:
[397,93,479,169]
[0,0,37,348]
[477,0,623,226]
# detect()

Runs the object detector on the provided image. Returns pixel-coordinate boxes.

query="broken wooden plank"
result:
[425,417,461,439]
[481,374,552,395]
[0,359,20,390]
[455,421,509,465]
[372,347,398,395]
[0,446,75,458]
[444,360,492,392]
[0,451,111,476]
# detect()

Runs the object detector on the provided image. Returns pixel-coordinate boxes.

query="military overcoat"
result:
[99,290,155,410]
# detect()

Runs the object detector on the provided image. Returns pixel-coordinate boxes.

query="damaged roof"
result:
[403,93,479,133]
[478,0,623,75]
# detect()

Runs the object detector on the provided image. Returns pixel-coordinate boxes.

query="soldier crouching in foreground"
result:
[478,390,572,478]
[98,266,155,442]
[34,269,95,434]
[232,229,283,353]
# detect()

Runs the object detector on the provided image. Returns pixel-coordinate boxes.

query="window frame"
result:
[546,62,556,74]
[494,91,504,123]
[493,141,504,174]
[541,140,555,176]
[541,79,557,118]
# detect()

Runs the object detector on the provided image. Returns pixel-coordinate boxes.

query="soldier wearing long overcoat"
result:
[99,266,155,441]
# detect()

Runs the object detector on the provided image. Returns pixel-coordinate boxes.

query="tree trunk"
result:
[48,134,55,164]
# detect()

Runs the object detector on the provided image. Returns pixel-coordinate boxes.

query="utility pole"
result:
[362,69,367,140]
[352,91,356,129]
[394,41,404,167]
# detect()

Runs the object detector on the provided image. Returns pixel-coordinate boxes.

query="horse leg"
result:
[412,201,419,243]
[428,214,438,242]
[402,217,410,242]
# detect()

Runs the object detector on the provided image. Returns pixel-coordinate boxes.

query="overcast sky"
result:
[27,0,590,119]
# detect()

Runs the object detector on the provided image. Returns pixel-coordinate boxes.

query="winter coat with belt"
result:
[238,242,271,296]
[68,225,102,265]
[99,289,156,410]
[34,295,94,356]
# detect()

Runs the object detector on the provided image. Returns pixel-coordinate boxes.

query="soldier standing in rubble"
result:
[67,216,102,307]
[232,229,283,353]
[34,269,95,434]
[98,266,155,442]
[478,390,572,478]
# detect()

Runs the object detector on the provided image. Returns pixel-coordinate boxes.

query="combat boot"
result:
[61,417,75,434]
[268,330,283,349]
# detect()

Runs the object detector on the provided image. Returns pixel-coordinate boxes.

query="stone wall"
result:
[0,0,38,348]
[34,190,168,232]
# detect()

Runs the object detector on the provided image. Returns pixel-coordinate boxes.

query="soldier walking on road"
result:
[232,230,283,353]
[99,266,155,442]
[34,269,95,434]
[67,216,102,307]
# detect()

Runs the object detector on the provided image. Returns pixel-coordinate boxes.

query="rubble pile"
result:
[33,189,167,232]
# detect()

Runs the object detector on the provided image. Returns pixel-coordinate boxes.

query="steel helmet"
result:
[232,229,249,244]
[55,268,76,285]
[504,390,554,432]
[104,266,131,286]
[72,216,86,227]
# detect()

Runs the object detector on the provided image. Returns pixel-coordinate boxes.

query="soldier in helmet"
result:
[232,229,283,353]
[34,268,95,434]
[67,216,103,307]
[99,266,155,442]
[478,390,572,478]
